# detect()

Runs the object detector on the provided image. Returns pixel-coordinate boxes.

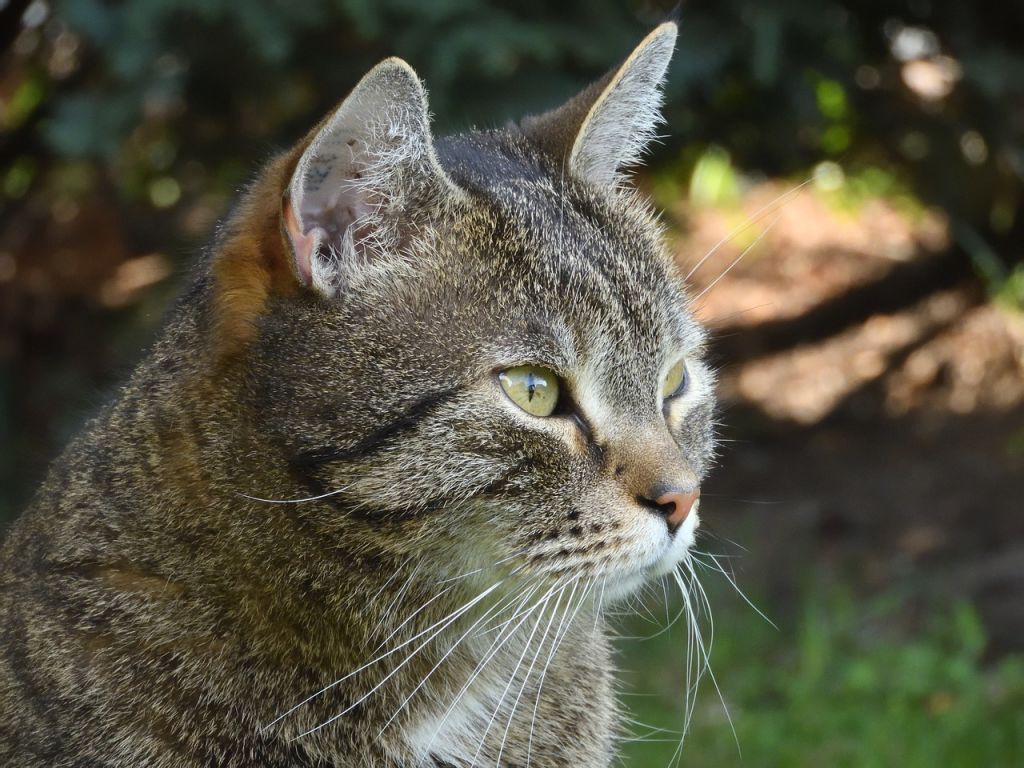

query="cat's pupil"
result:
[527,374,537,401]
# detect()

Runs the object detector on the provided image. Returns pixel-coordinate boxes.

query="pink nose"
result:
[655,488,700,531]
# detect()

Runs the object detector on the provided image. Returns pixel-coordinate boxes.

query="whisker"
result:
[692,213,783,303]
[376,578,545,738]
[262,579,503,733]
[367,561,407,607]
[370,561,423,645]
[619,715,682,737]
[237,483,352,505]
[477,582,567,766]
[698,301,775,326]
[675,563,741,761]
[435,549,527,586]
[292,580,511,741]
[697,495,781,506]
[683,177,812,283]
[695,532,751,553]
[494,586,566,765]
[694,552,777,630]
[422,577,558,756]
[526,577,594,768]
[372,582,455,653]
[660,574,672,628]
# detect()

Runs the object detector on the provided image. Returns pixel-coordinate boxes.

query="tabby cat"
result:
[0,19,716,767]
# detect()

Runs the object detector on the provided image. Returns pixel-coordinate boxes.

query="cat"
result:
[0,19,716,767]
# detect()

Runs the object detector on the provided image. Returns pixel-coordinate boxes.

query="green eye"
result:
[498,365,560,417]
[661,359,688,399]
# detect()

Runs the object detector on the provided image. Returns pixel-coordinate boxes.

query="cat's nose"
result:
[642,486,700,533]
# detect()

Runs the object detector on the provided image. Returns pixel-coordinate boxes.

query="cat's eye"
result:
[661,359,688,399]
[498,365,560,417]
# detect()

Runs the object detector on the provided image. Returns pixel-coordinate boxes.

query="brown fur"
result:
[0,22,715,767]
[212,151,304,358]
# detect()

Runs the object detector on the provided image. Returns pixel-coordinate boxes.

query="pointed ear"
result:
[284,57,460,297]
[521,22,677,187]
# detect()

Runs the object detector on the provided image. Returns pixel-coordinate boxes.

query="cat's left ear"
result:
[521,21,677,187]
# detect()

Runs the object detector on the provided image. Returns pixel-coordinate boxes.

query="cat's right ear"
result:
[283,57,461,298]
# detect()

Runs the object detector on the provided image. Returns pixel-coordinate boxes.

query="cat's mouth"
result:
[596,498,702,602]
[657,497,700,562]
[504,497,702,604]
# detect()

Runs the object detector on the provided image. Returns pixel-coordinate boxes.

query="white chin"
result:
[652,501,701,574]
[602,502,700,602]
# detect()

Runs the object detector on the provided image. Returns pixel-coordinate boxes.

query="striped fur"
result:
[0,20,716,767]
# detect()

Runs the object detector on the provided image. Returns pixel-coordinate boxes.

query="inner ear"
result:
[290,133,381,251]
[283,57,459,298]
[283,133,381,292]
[282,197,318,286]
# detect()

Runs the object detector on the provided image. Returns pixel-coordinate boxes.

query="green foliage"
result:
[47,0,650,156]
[0,0,1008,295]
[620,578,1024,767]
[996,265,1024,312]
[687,146,742,209]
[3,74,47,129]
[24,0,1016,247]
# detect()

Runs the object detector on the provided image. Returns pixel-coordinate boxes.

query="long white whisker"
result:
[620,715,683,737]
[660,573,672,627]
[476,583,565,766]
[668,568,698,768]
[494,585,566,765]
[676,563,740,760]
[372,583,455,653]
[291,580,509,741]
[696,552,777,630]
[683,177,812,283]
[692,213,782,303]
[367,561,406,607]
[526,578,594,768]
[376,579,544,738]
[262,579,502,732]
[421,578,551,755]
[435,549,528,586]
[237,483,353,505]
[370,561,423,645]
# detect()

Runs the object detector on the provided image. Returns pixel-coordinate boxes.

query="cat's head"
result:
[214,21,715,601]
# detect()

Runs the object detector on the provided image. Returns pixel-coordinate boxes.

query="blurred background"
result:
[1,0,1022,764]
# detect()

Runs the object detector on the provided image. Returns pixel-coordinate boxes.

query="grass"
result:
[616,571,1024,767]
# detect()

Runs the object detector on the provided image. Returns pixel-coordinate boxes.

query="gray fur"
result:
[0,21,716,767]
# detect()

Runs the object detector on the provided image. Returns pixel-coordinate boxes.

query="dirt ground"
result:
[672,183,1024,654]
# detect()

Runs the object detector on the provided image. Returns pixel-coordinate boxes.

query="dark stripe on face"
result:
[475,456,531,498]
[288,460,455,524]
[287,462,431,525]
[291,385,460,469]
[286,384,516,524]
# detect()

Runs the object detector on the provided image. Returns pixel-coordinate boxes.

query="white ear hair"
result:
[285,57,459,297]
[570,22,677,186]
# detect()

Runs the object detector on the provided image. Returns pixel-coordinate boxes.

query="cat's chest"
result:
[397,633,611,768]
[402,674,511,767]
